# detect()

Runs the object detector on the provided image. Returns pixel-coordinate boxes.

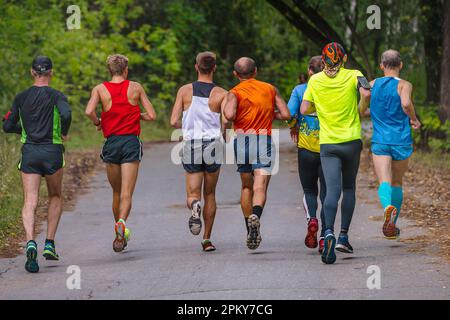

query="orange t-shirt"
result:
[230,79,276,136]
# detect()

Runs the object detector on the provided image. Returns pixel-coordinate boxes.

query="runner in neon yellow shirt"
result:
[300,42,371,265]
[303,68,364,144]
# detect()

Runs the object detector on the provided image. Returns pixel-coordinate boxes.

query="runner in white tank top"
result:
[170,52,228,252]
[182,81,221,140]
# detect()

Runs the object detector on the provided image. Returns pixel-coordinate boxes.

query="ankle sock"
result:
[252,205,263,218]
[27,240,37,248]
[190,199,200,210]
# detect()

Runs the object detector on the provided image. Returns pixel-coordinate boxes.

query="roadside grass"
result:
[0,135,24,252]
[412,149,450,170]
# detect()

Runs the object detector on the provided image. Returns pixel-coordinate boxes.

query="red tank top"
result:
[101,80,141,138]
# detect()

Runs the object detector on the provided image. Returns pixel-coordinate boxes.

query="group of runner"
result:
[289,44,420,264]
[2,42,420,272]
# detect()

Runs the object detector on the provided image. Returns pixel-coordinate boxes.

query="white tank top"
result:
[182,81,221,140]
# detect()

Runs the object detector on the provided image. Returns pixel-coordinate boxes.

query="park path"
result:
[0,130,449,300]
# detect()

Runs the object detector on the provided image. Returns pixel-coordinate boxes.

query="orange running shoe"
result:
[113,219,126,252]
[383,205,398,239]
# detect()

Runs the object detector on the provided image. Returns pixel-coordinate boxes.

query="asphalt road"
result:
[1,130,449,300]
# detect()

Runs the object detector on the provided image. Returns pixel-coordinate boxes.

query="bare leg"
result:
[373,154,398,238]
[106,164,122,221]
[239,173,254,218]
[44,169,64,240]
[372,154,392,184]
[21,173,41,241]
[252,169,271,208]
[185,172,203,209]
[391,158,409,220]
[203,170,220,240]
[244,170,269,250]
[118,162,140,221]
[392,159,409,187]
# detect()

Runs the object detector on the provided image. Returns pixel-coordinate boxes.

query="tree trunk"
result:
[420,0,443,104]
[267,0,368,75]
[440,0,450,121]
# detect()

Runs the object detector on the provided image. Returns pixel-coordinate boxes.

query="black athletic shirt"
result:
[3,86,71,145]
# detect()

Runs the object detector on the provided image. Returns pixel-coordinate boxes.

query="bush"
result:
[414,105,450,152]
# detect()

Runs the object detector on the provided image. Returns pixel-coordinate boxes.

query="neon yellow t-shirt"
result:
[303,68,363,144]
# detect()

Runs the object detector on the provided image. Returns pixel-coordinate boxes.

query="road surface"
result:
[1,131,449,300]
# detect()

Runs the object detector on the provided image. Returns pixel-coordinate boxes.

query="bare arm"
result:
[223,92,238,121]
[170,86,185,129]
[358,86,371,117]
[274,87,291,120]
[220,91,229,127]
[220,91,232,141]
[139,84,156,121]
[85,86,101,130]
[400,81,421,130]
[300,100,315,115]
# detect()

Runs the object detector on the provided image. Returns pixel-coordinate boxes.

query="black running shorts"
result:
[101,135,143,165]
[19,144,65,176]
[182,139,222,174]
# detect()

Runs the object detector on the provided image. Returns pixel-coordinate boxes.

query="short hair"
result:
[298,73,307,84]
[308,56,323,74]
[234,57,257,79]
[106,54,129,76]
[31,69,52,78]
[196,52,216,74]
[381,50,402,69]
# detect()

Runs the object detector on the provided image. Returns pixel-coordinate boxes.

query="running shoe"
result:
[318,237,325,254]
[113,219,126,252]
[247,214,262,250]
[43,242,60,261]
[321,232,336,264]
[25,241,39,273]
[305,218,319,249]
[202,239,216,252]
[123,228,131,249]
[189,201,202,236]
[383,205,399,239]
[336,233,354,254]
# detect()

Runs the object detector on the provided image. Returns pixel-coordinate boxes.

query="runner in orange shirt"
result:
[224,57,290,250]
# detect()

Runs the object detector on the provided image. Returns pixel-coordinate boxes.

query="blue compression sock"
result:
[391,186,403,223]
[378,182,392,210]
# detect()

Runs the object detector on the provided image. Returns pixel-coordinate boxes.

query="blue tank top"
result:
[370,77,412,145]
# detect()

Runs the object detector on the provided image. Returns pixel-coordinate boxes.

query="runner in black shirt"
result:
[2,56,71,273]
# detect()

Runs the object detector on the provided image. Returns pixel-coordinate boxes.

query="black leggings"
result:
[298,148,326,237]
[320,140,362,234]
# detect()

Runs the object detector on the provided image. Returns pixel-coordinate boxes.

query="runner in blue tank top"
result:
[361,50,421,240]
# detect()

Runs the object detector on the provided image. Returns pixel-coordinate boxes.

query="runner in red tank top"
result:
[85,54,156,253]
[101,80,141,138]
